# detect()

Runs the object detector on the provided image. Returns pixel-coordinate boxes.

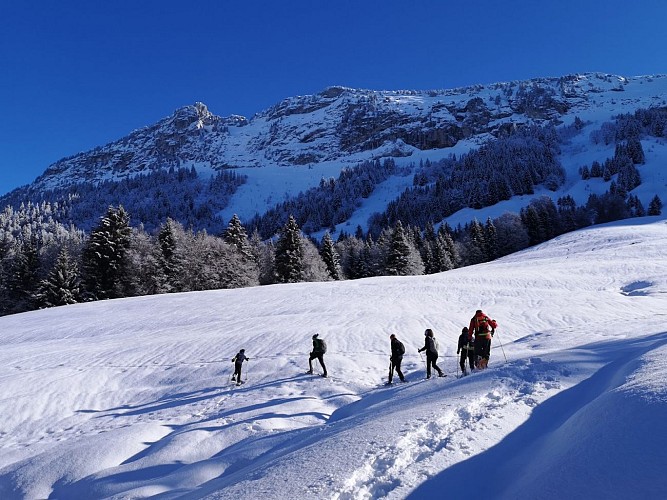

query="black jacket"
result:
[391,338,405,359]
[457,333,474,352]
[419,335,438,355]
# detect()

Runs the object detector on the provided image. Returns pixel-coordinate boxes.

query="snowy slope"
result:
[1,215,666,499]
[9,73,666,236]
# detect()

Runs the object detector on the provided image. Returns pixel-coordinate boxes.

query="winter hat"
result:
[425,328,433,336]
[462,327,469,334]
[390,334,396,339]
[312,333,319,339]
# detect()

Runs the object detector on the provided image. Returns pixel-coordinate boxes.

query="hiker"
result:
[388,334,406,383]
[231,348,249,384]
[307,333,328,377]
[468,309,497,369]
[418,328,445,378]
[457,326,475,375]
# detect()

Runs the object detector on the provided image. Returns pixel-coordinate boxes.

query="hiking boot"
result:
[306,370,313,374]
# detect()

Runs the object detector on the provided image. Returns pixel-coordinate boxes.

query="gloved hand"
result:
[457,349,460,354]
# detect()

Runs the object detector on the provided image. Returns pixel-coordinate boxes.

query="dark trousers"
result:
[459,348,475,373]
[389,356,405,382]
[309,352,327,376]
[475,338,491,359]
[232,362,243,381]
[475,337,492,367]
[426,353,443,378]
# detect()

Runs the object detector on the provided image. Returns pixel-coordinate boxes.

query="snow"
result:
[215,73,667,236]
[1,215,667,499]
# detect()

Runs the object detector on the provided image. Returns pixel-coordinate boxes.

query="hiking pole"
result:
[418,350,427,377]
[494,329,508,363]
[244,359,249,382]
[455,354,459,378]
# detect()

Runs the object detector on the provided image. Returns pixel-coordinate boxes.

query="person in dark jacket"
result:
[457,327,475,376]
[231,349,249,385]
[388,334,406,383]
[307,333,328,377]
[418,328,445,378]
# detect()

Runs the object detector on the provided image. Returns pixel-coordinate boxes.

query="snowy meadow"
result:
[1,216,666,499]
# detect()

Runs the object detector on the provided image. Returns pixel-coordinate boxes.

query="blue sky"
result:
[1,0,666,194]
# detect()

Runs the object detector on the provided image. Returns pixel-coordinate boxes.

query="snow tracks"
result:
[333,358,566,499]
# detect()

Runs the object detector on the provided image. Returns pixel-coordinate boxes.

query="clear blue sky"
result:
[1,0,665,194]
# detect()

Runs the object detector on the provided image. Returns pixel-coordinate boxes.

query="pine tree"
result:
[224,214,254,259]
[82,205,132,299]
[274,215,304,283]
[223,214,260,285]
[385,221,424,276]
[320,232,342,280]
[439,226,459,268]
[158,218,181,292]
[484,217,499,260]
[35,248,81,308]
[8,237,41,313]
[467,219,487,264]
[648,195,663,216]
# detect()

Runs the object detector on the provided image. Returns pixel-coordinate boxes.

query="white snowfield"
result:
[1,216,666,499]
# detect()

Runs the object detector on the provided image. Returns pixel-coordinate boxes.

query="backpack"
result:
[397,341,405,355]
[314,337,327,353]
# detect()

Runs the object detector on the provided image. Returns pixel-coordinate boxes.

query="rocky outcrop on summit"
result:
[28,73,667,192]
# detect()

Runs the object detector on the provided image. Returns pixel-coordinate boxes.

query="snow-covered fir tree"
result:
[34,248,81,308]
[384,221,424,276]
[320,232,342,280]
[82,205,132,300]
[274,216,304,283]
[648,195,663,216]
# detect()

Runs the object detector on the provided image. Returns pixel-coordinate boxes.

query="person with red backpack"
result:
[468,310,497,369]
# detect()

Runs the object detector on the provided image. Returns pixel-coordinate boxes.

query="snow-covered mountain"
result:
[15,72,667,231]
[1,214,666,499]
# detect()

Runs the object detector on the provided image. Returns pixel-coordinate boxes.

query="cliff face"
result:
[27,73,667,193]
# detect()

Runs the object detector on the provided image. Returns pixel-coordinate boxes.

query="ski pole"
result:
[455,353,459,378]
[494,329,508,363]
[418,350,427,376]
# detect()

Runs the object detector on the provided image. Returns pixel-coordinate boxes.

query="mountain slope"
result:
[0,215,666,498]
[7,73,666,234]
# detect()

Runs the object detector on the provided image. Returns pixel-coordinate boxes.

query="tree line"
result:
[1,185,661,317]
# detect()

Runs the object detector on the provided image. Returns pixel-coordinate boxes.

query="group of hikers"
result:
[389,309,498,383]
[231,309,497,385]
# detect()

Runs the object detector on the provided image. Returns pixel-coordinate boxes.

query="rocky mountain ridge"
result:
[29,72,666,194]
